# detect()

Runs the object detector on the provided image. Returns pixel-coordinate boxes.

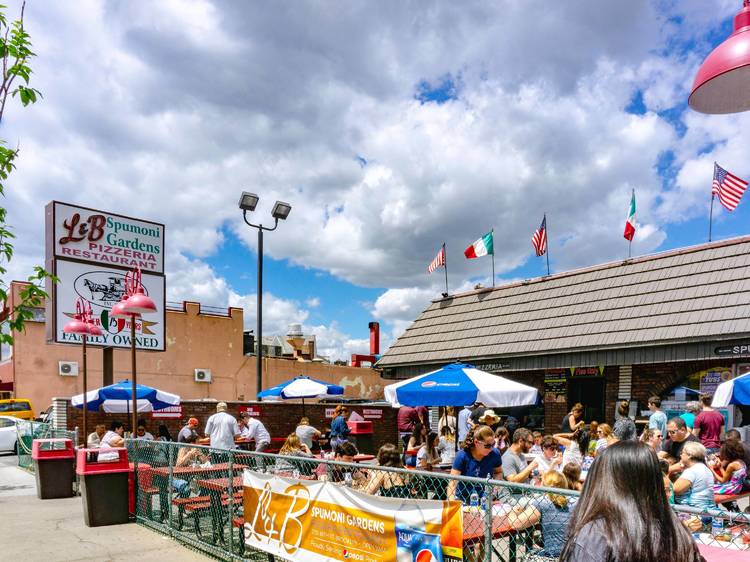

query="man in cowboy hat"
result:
[478,409,501,431]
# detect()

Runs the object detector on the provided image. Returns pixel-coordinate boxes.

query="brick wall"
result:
[66,399,398,454]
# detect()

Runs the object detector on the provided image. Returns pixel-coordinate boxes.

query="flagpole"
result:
[491,228,495,287]
[442,242,449,295]
[709,194,715,243]
[628,188,634,259]
[544,213,550,276]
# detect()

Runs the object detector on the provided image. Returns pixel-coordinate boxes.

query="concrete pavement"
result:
[0,453,213,561]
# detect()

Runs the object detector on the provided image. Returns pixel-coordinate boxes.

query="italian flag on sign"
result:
[623,191,636,241]
[464,231,494,259]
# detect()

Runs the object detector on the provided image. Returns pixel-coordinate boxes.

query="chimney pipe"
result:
[369,322,380,355]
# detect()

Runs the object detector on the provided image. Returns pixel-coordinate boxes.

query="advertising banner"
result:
[47,201,165,273]
[243,471,463,562]
[53,259,165,350]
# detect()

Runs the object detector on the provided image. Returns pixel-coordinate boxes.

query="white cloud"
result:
[1,1,747,357]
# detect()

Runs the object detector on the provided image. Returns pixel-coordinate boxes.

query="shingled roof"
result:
[377,236,750,368]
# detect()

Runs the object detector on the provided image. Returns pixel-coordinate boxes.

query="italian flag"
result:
[464,231,494,259]
[623,191,636,241]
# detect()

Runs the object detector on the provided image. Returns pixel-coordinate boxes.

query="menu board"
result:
[544,369,568,403]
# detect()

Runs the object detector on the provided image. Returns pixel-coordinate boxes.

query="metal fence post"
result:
[168,442,174,536]
[484,479,493,562]
[228,450,234,555]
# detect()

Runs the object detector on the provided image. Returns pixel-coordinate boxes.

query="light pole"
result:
[111,268,157,435]
[63,298,102,445]
[238,192,292,394]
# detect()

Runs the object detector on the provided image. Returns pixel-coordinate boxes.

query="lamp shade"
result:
[689,1,750,114]
[122,287,157,315]
[110,297,131,319]
[63,316,90,335]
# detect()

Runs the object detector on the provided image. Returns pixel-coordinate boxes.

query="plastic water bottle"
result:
[344,472,353,487]
[712,516,725,537]
[469,491,479,509]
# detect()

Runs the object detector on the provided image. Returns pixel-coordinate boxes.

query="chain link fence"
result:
[127,440,750,562]
[15,419,77,472]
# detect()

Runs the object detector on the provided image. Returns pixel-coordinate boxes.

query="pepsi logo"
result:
[416,549,437,562]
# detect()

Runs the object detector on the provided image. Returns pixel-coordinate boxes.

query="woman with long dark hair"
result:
[559,441,705,562]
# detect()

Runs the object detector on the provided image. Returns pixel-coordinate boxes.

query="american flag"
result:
[713,163,748,212]
[427,245,445,273]
[531,216,547,257]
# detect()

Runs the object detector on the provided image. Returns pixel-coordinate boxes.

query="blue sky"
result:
[5,1,750,360]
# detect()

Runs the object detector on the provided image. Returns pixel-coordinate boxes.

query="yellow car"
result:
[0,399,34,420]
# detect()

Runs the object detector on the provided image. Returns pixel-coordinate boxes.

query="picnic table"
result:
[462,507,533,562]
[146,463,242,522]
[196,476,245,544]
[698,542,749,560]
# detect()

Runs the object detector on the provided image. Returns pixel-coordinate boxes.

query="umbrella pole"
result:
[302,397,305,418]
[454,404,459,453]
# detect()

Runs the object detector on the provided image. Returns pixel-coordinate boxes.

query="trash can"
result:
[347,420,374,455]
[76,447,130,527]
[32,438,75,499]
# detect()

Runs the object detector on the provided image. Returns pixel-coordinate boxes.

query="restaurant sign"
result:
[52,259,165,351]
[715,343,750,357]
[243,471,463,562]
[46,201,165,273]
[152,405,182,419]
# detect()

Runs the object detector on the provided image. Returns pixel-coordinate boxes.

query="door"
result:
[568,378,605,423]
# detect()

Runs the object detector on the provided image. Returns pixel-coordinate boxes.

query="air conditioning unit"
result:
[194,368,212,383]
[59,361,79,377]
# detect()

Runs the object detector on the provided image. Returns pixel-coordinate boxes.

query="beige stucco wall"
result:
[8,282,386,412]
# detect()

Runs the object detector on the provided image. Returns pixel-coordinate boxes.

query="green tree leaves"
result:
[0,2,56,344]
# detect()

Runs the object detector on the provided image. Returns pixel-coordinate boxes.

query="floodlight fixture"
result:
[271,200,292,221]
[238,191,260,212]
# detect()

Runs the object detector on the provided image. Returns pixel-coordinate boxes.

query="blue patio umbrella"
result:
[712,372,750,406]
[257,375,344,400]
[71,380,181,413]
[384,362,538,408]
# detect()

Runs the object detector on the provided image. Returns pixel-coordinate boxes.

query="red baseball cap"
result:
[188,417,199,425]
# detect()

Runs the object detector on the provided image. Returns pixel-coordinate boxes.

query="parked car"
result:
[0,415,18,453]
[0,399,34,420]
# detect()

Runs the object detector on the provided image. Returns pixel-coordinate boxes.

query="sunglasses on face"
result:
[476,440,494,449]
[667,429,679,435]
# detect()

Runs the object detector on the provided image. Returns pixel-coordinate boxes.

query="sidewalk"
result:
[0,454,212,562]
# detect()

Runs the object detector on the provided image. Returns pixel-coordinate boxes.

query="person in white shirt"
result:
[87,424,107,448]
[98,421,125,461]
[457,405,472,443]
[135,424,154,441]
[242,413,271,452]
[100,421,125,448]
[295,417,321,449]
[204,402,239,450]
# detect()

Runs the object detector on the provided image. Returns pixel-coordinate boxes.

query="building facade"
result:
[0,282,387,413]
[377,237,750,431]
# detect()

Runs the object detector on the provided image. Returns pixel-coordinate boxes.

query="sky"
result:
[3,0,750,361]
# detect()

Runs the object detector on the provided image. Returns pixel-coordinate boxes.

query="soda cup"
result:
[395,525,443,562]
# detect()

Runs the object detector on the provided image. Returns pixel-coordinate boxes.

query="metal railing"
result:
[15,419,77,472]
[127,440,750,561]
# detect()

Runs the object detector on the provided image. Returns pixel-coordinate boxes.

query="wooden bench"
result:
[172,495,212,530]
[714,491,750,508]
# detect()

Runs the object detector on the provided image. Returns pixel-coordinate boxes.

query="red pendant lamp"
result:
[63,300,92,335]
[690,1,750,114]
